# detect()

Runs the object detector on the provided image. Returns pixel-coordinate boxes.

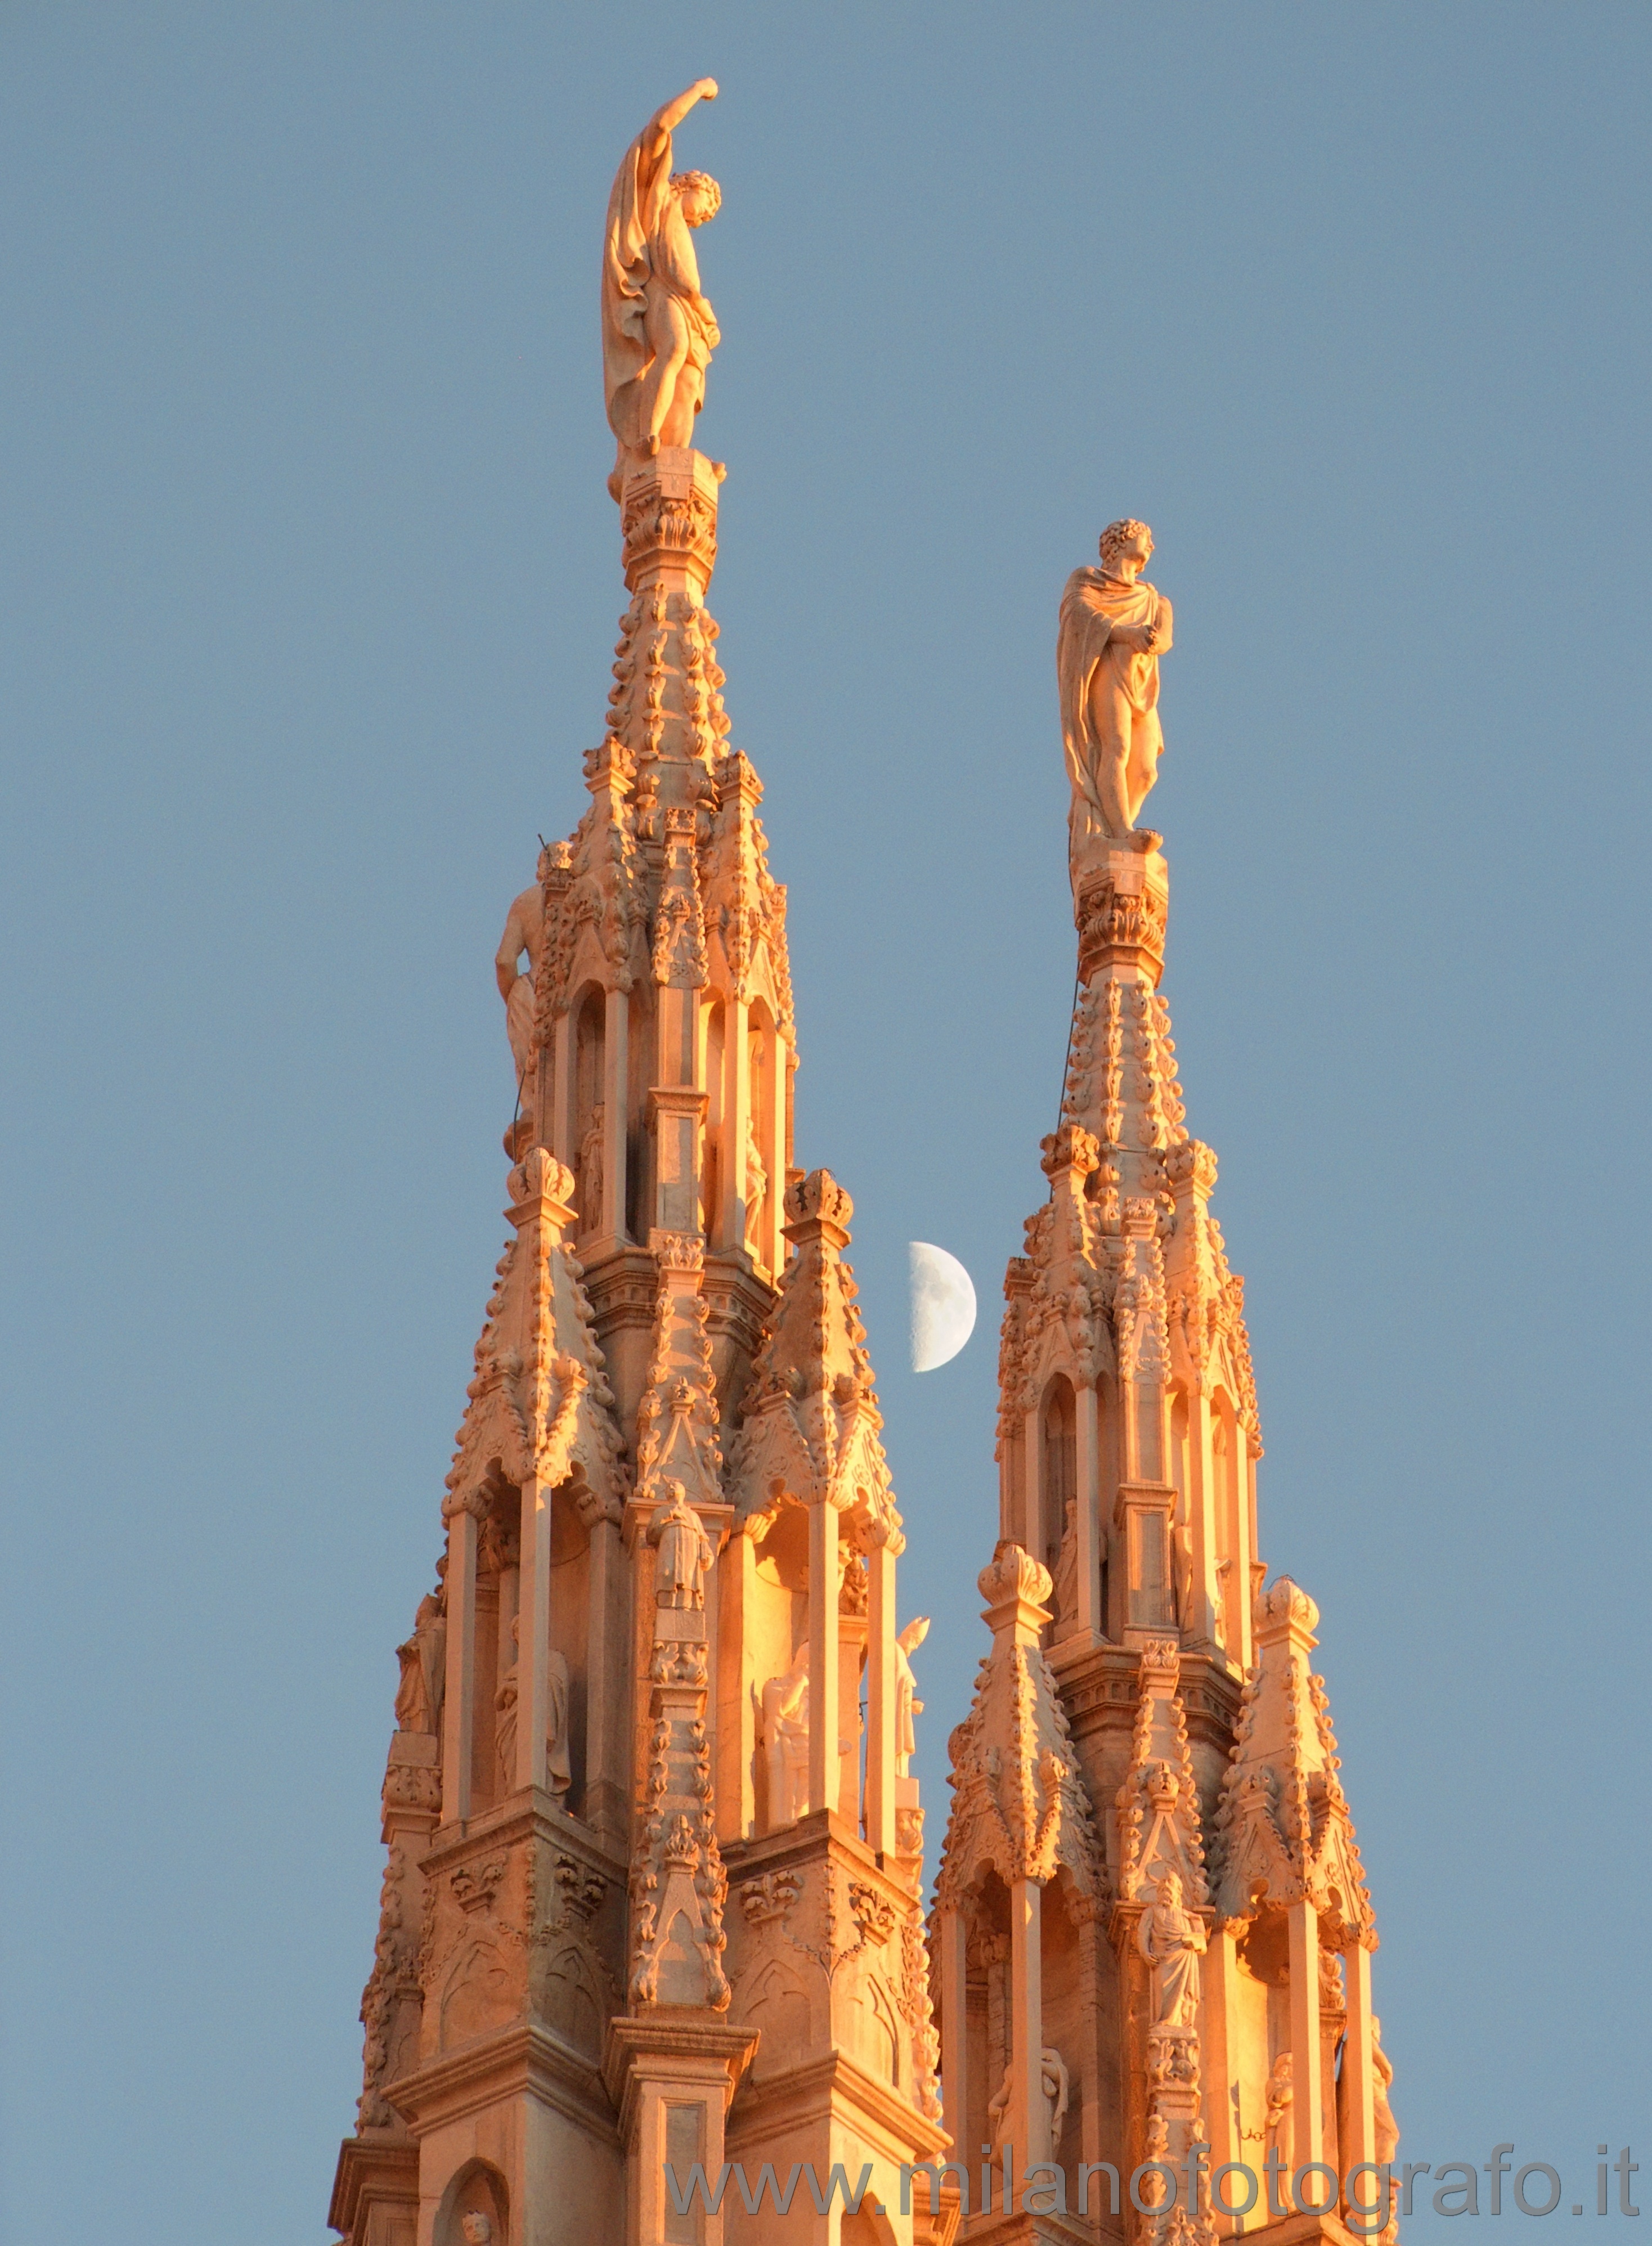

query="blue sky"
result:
[2,7,1649,2240]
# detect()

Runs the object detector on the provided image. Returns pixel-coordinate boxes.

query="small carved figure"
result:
[578,1104,605,1238]
[1057,518,1174,886]
[460,2217,493,2246]
[1372,2014,1400,2165]
[988,2047,1071,2151]
[1137,1868,1206,2025]
[647,1479,715,1609]
[1264,2049,1294,2167]
[495,852,551,1107]
[742,1110,767,1257]
[601,80,722,500]
[393,1586,446,1736]
[494,1615,571,1799]
[760,1644,811,1828]
[894,1617,930,1775]
[1051,1497,1079,1636]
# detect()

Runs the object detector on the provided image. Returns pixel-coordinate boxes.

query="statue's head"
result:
[672,170,721,228]
[1158,1869,1183,1906]
[1099,518,1153,571]
[460,2217,493,2245]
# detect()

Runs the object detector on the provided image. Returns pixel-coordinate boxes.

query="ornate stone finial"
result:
[782,1167,854,1247]
[601,81,724,502]
[508,1146,577,1219]
[977,1539,1053,1620]
[1057,519,1174,896]
[1256,1574,1320,1639]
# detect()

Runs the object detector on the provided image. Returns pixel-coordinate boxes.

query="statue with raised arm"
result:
[601,80,722,501]
[1057,518,1174,890]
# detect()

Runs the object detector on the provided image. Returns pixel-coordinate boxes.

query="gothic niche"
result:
[437,2159,509,2246]
[749,1503,809,1832]
[472,1479,588,1814]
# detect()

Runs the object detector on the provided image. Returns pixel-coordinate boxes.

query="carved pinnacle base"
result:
[620,447,721,596]
[1075,846,1169,988]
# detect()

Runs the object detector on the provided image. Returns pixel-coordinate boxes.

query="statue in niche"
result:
[893,1618,930,1775]
[742,1110,767,1258]
[1138,1868,1206,2025]
[393,1584,447,1736]
[460,2219,493,2246]
[1051,1497,1079,1637]
[495,851,551,1113]
[647,1479,715,1609]
[601,80,722,501]
[1057,518,1174,888]
[578,1104,605,1238]
[493,1614,571,1799]
[986,2046,1071,2151]
[1264,2050,1293,2167]
[760,1645,811,1827]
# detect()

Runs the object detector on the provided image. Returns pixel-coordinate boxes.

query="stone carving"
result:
[1138,1872,1205,2026]
[987,2046,1071,2150]
[646,1479,715,1609]
[495,852,550,1108]
[1057,518,1174,884]
[1210,1578,1375,1942]
[894,1617,929,1775]
[578,1104,604,1238]
[760,1645,810,1829]
[1115,1641,1210,1907]
[601,80,722,500]
[493,1616,572,1800]
[394,1586,447,1737]
[743,1109,767,1256]
[460,2218,493,2245]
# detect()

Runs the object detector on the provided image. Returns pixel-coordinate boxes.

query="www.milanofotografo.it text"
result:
[662,2144,1644,2225]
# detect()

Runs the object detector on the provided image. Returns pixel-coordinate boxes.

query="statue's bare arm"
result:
[642,77,718,159]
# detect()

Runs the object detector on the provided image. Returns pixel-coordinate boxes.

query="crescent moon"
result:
[908,1242,978,1373]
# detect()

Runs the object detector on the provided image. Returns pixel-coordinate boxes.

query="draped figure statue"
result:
[601,80,722,501]
[1057,518,1174,892]
[1137,1868,1206,2025]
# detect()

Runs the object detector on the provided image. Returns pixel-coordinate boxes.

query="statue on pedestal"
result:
[493,1614,572,1799]
[496,851,551,1109]
[393,1587,446,1736]
[1138,1867,1205,2025]
[601,80,721,501]
[760,1645,811,1827]
[894,1616,930,1776]
[647,1479,715,1609]
[1057,518,1174,888]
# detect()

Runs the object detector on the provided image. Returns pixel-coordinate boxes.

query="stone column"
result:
[938,1906,969,2161]
[864,1528,899,1857]
[1203,1924,1244,2224]
[1076,1380,1102,1638]
[440,1497,479,1824]
[721,991,749,1256]
[518,1473,554,1794]
[807,1498,841,1817]
[583,1510,629,1850]
[1342,1940,1378,2173]
[1184,1387,1220,1647]
[1010,1876,1048,2174]
[1023,1404,1045,1578]
[1287,1899,1325,2171]
[603,986,629,1246]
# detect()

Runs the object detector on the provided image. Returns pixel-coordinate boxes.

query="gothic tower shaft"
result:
[935,541,1395,2246]
[331,419,947,2245]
